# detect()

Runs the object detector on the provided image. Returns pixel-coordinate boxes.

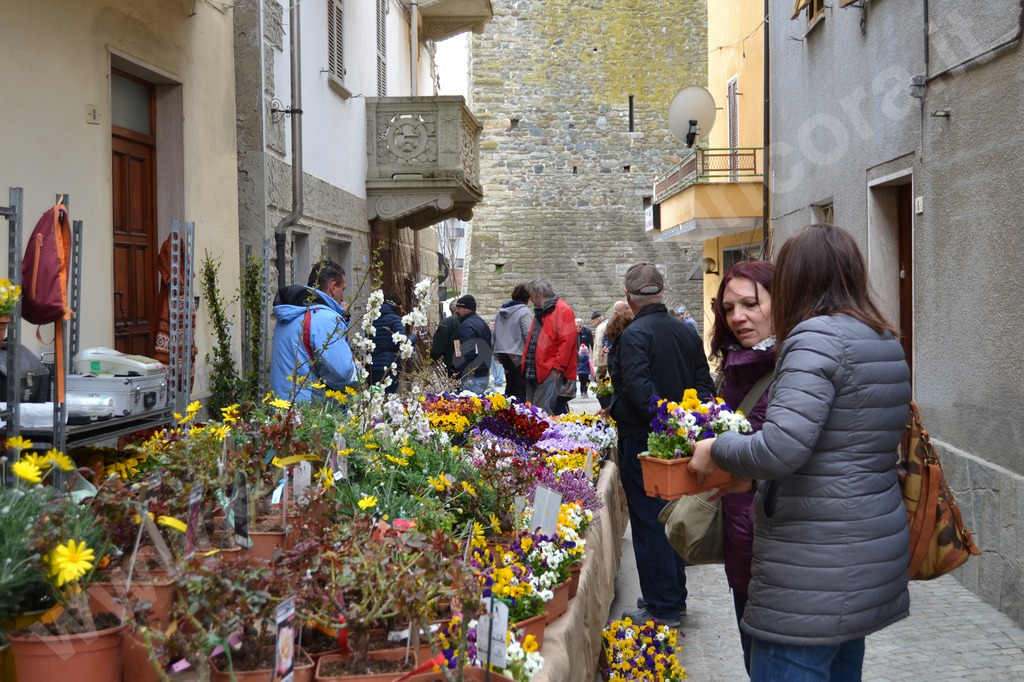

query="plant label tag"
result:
[271,481,285,504]
[293,461,312,504]
[273,596,297,682]
[184,484,203,559]
[141,512,177,575]
[530,485,562,536]
[234,472,252,549]
[476,596,508,669]
[331,434,348,480]
[585,451,594,479]
[514,494,528,532]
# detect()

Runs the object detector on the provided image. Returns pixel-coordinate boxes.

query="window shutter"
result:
[792,0,810,19]
[328,0,345,80]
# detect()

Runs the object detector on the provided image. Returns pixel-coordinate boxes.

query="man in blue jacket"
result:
[611,262,716,628]
[453,294,492,395]
[270,260,357,402]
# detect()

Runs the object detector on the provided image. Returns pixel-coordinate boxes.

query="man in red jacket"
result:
[521,278,578,414]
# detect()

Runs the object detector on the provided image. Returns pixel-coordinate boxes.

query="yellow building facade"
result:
[652,1,767,347]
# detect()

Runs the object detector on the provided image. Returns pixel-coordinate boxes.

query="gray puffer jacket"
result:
[711,314,911,646]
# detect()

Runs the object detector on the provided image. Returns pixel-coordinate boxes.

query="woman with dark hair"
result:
[707,259,776,676]
[690,224,911,681]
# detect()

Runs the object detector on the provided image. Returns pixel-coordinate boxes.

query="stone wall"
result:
[465,0,709,324]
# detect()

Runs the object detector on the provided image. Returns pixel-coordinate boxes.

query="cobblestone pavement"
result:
[604,518,1024,681]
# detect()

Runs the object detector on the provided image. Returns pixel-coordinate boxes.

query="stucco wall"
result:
[0,0,240,399]
[465,0,709,319]
[769,0,1024,625]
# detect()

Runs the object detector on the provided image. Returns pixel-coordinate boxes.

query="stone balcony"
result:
[366,96,483,231]
[419,0,494,42]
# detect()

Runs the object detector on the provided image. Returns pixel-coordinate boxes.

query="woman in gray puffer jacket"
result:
[690,224,911,681]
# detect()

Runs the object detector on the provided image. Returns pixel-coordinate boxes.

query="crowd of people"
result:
[267,223,912,681]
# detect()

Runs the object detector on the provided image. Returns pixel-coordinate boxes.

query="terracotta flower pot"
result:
[512,612,545,651]
[210,646,314,682]
[87,572,177,626]
[567,563,582,599]
[405,667,516,682]
[8,623,125,682]
[314,650,416,681]
[639,454,732,499]
[543,579,570,624]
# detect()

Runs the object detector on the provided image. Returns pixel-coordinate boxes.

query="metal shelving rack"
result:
[0,187,23,485]
[1,188,194,457]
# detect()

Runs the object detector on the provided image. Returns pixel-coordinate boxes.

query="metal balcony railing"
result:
[653,147,763,203]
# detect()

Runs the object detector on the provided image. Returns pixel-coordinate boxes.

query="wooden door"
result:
[112,131,157,355]
[897,184,913,376]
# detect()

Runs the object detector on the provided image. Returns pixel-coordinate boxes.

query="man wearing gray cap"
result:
[675,305,699,334]
[610,261,716,628]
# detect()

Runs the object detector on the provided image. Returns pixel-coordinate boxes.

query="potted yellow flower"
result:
[0,276,21,339]
[5,465,122,682]
[639,389,751,499]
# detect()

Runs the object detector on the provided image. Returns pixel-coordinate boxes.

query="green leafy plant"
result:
[200,252,240,415]
[240,253,267,404]
[0,486,54,621]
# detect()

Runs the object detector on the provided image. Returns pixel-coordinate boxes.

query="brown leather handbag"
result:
[899,402,980,580]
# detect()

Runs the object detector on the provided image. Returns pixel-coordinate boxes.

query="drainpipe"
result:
[762,0,771,256]
[411,0,419,96]
[275,0,304,291]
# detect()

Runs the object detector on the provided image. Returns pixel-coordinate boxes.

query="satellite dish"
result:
[668,86,717,148]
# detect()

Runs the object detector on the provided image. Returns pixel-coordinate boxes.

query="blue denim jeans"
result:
[617,434,688,620]
[750,636,865,682]
[461,374,489,395]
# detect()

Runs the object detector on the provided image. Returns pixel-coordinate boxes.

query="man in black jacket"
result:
[453,294,492,395]
[610,261,715,628]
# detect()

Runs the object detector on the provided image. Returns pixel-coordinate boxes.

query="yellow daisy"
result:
[47,449,75,471]
[6,435,33,451]
[49,539,95,587]
[12,460,42,484]
[357,495,378,510]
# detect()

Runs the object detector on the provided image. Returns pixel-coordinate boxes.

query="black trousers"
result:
[497,353,527,402]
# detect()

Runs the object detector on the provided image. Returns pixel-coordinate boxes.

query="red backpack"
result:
[21,198,72,325]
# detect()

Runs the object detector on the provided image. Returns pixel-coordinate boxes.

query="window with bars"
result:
[327,0,347,94]
[727,76,739,181]
[723,244,763,272]
[376,0,387,97]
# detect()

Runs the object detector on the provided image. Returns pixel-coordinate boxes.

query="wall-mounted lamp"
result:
[702,257,720,276]
[685,119,699,148]
[909,74,927,100]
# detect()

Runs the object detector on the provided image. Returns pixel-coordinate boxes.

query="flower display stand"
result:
[639,455,732,500]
